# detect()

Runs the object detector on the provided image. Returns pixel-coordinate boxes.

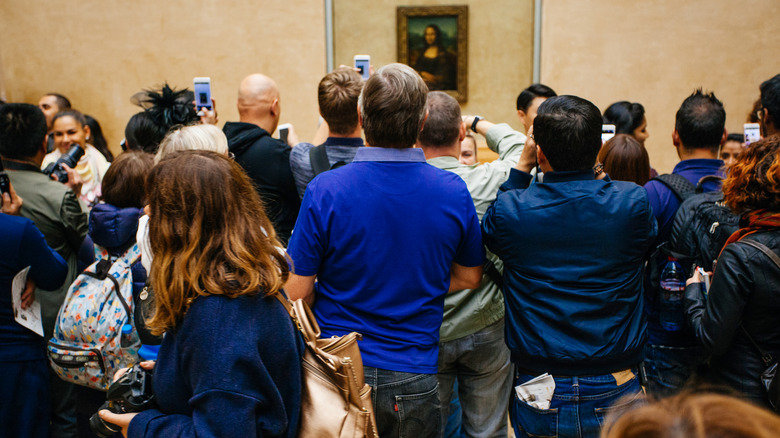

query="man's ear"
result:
[517,109,527,122]
[270,98,279,117]
[458,121,466,142]
[419,109,429,132]
[357,106,363,128]
[672,129,681,147]
[720,128,728,145]
[536,147,547,166]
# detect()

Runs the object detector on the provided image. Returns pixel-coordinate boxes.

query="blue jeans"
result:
[438,319,513,438]
[364,366,441,438]
[510,369,644,438]
[643,344,705,397]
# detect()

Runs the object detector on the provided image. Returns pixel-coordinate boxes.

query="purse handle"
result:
[737,239,780,366]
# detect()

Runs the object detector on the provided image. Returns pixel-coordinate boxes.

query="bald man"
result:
[223,74,300,245]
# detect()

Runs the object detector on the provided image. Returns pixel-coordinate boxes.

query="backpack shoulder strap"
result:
[652,173,697,201]
[739,239,780,270]
[309,144,331,177]
[119,243,142,266]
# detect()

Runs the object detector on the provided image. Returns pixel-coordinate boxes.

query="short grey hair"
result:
[155,124,229,164]
[358,63,429,148]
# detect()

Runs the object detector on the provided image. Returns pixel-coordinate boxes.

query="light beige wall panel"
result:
[334,0,535,161]
[541,0,780,174]
[0,0,326,156]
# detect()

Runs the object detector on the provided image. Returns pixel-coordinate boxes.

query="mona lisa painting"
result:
[398,6,468,102]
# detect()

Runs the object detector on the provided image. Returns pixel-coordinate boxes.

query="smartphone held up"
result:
[193,77,213,113]
[354,55,370,80]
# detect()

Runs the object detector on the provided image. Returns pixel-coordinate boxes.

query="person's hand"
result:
[686,266,707,286]
[98,410,137,438]
[113,360,156,383]
[21,278,35,310]
[285,124,300,146]
[516,126,537,173]
[1,182,23,216]
[52,164,83,196]
[195,98,219,125]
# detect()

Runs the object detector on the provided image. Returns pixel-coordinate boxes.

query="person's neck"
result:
[418,143,459,160]
[327,127,362,139]
[240,116,275,134]
[3,155,42,168]
[679,146,719,161]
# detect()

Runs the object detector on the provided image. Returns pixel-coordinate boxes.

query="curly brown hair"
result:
[145,150,289,335]
[722,135,780,214]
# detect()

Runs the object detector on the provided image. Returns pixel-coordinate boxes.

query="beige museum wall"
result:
[541,0,780,174]
[0,0,326,157]
[334,0,535,161]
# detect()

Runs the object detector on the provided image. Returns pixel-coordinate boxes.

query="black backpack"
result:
[648,173,739,283]
[645,173,739,318]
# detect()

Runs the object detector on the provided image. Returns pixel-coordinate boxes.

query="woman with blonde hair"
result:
[99,150,302,437]
[154,124,229,163]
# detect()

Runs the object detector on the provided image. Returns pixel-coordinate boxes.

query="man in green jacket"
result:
[417,91,526,438]
[0,103,88,438]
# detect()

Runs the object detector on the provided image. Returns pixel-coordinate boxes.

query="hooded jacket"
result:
[78,204,146,299]
[223,122,300,245]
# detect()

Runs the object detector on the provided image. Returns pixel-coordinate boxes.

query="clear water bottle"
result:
[120,323,134,348]
[659,257,685,331]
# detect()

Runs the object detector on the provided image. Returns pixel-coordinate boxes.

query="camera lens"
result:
[89,402,123,438]
[89,412,122,438]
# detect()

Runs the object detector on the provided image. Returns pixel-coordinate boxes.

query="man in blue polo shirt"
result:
[285,63,484,438]
[642,89,727,395]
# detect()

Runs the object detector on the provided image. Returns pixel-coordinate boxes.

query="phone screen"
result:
[744,123,761,146]
[354,57,370,80]
[602,124,616,143]
[193,79,212,110]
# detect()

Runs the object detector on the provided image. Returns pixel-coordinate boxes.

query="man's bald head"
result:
[237,73,281,132]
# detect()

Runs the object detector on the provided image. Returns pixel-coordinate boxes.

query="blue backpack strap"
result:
[652,173,697,202]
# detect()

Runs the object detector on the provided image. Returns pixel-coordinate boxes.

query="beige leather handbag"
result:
[278,295,380,438]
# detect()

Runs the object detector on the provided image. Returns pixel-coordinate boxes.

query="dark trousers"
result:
[0,359,50,438]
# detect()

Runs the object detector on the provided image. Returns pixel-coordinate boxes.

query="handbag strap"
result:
[736,239,780,366]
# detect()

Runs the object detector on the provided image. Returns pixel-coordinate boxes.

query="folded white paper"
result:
[12,266,44,337]
[515,373,556,410]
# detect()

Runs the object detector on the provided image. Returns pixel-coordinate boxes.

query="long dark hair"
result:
[423,24,445,50]
[84,114,114,162]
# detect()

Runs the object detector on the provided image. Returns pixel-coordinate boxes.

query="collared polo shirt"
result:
[287,147,484,373]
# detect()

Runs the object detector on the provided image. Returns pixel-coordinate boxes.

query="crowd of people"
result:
[1,65,779,438]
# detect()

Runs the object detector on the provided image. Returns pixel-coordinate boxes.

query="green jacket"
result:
[4,160,88,337]
[427,123,525,341]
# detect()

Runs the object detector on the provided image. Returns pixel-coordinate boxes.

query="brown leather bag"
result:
[277,295,379,438]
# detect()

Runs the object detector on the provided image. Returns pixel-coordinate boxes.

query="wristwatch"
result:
[471,116,482,133]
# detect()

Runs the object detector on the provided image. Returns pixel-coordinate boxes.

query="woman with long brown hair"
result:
[99,150,302,437]
[685,135,780,409]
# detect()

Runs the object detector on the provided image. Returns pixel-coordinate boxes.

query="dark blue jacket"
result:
[127,293,303,438]
[78,204,146,300]
[482,169,657,375]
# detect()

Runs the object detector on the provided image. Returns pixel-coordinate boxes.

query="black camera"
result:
[42,144,84,183]
[89,364,155,437]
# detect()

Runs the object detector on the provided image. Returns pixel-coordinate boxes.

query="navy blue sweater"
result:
[128,292,302,438]
[0,214,67,361]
